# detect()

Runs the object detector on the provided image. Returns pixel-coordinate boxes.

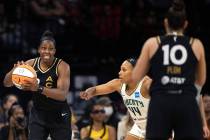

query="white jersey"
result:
[120,79,149,130]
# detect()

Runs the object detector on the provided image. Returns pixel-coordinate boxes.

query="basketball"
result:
[12,64,37,89]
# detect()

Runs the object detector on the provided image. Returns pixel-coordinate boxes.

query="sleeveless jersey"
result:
[32,57,68,111]
[86,125,109,140]
[150,35,198,96]
[120,79,149,130]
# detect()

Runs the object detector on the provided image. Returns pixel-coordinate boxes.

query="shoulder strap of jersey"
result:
[32,57,38,68]
[156,36,161,45]
[189,37,195,45]
[56,58,62,76]
[120,83,126,96]
[138,77,145,91]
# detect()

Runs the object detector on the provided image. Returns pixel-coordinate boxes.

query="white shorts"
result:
[128,123,145,138]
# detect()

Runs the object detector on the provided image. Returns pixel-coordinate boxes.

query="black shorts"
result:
[146,94,203,140]
[28,107,72,140]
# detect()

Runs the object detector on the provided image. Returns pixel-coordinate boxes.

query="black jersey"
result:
[32,57,68,111]
[150,35,198,96]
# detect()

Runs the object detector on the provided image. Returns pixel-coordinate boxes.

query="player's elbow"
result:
[3,80,13,87]
[195,77,206,87]
[198,80,206,87]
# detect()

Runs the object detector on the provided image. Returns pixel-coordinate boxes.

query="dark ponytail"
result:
[166,0,186,30]
[126,58,136,67]
[40,30,56,46]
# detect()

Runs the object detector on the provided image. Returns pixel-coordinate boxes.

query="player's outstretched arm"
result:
[80,79,121,100]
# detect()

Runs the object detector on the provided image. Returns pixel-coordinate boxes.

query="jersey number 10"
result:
[162,44,188,65]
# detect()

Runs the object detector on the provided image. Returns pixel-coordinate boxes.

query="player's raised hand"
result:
[203,125,210,139]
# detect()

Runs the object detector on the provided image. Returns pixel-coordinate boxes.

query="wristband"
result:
[195,83,202,103]
[37,85,44,94]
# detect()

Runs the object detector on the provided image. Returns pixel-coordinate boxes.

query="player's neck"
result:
[40,58,55,67]
[126,81,138,91]
[167,30,184,36]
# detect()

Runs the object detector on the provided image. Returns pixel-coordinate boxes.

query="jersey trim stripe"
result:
[156,36,161,45]
[56,59,62,76]
[37,57,57,73]
[124,81,141,97]
[189,37,194,45]
[32,58,38,68]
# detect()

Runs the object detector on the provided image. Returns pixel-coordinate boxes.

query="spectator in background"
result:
[91,0,121,40]
[203,93,210,121]
[0,94,18,130]
[117,111,134,140]
[27,0,66,49]
[3,0,22,29]
[29,0,65,23]
[75,99,97,131]
[0,103,27,140]
[71,108,80,140]
[203,93,210,140]
[80,102,116,140]
[97,96,121,130]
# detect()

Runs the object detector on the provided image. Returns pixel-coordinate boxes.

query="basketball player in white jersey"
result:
[80,58,152,140]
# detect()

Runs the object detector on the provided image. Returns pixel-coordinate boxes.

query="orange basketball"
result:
[12,64,37,89]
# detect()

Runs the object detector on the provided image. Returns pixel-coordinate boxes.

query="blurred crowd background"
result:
[0,0,210,139]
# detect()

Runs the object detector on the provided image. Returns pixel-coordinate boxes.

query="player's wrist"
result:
[37,85,44,94]
[86,87,96,94]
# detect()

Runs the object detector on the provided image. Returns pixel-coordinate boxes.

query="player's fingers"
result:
[20,60,25,65]
[204,129,209,138]
[206,128,210,137]
[79,92,83,96]
[206,130,210,138]
[23,79,32,84]
[80,92,86,98]
[14,61,19,67]
[204,133,208,138]
[17,61,22,65]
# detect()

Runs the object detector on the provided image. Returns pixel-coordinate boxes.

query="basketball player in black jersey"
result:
[3,31,71,140]
[132,0,208,139]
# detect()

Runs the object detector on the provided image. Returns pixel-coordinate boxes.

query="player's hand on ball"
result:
[14,61,26,68]
[12,61,25,72]
[21,78,38,92]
